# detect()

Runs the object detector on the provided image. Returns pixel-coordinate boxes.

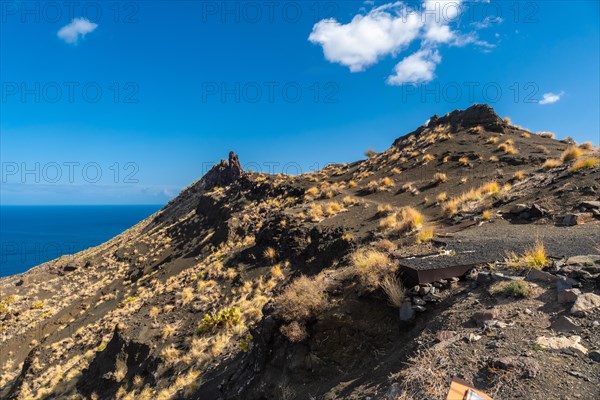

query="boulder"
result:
[492,356,540,378]
[535,335,588,355]
[550,316,581,332]
[526,269,558,283]
[557,288,581,304]
[570,292,600,315]
[562,213,594,226]
[399,301,415,322]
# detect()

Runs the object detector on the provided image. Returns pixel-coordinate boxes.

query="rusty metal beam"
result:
[399,263,476,287]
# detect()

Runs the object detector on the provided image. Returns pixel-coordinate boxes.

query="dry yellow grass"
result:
[498,142,518,154]
[458,156,469,166]
[422,154,435,163]
[507,240,549,270]
[561,146,583,162]
[375,239,397,252]
[513,170,527,181]
[568,157,599,172]
[381,177,394,187]
[482,210,492,221]
[380,275,405,307]
[486,137,499,144]
[436,192,447,203]
[442,181,501,216]
[432,172,447,184]
[348,180,357,188]
[579,141,594,150]
[503,117,511,124]
[543,159,563,169]
[280,321,307,342]
[277,275,327,322]
[161,324,176,339]
[181,287,194,305]
[352,248,395,289]
[377,203,394,215]
[399,207,423,231]
[538,131,555,139]
[416,227,435,243]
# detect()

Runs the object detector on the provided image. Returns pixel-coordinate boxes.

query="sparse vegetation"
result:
[507,240,549,270]
[579,141,594,150]
[560,146,583,162]
[491,280,530,298]
[417,226,435,243]
[197,307,241,335]
[513,170,527,181]
[380,275,405,307]
[277,275,327,342]
[263,247,277,263]
[365,149,377,158]
[538,131,555,139]
[30,301,44,310]
[432,172,447,184]
[482,210,492,221]
[352,248,396,289]
[568,157,599,172]
[442,181,502,216]
[543,159,563,169]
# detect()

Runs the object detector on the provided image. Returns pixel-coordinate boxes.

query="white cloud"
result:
[424,23,454,43]
[309,1,498,85]
[57,18,97,44]
[308,5,423,72]
[387,49,441,85]
[539,92,564,105]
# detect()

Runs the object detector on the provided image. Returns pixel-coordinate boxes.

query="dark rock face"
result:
[393,104,506,147]
[77,326,157,399]
[429,104,506,132]
[200,151,244,191]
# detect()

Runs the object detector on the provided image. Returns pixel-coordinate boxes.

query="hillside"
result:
[1,104,599,400]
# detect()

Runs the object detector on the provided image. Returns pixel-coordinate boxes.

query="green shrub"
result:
[197,307,241,335]
[492,280,530,298]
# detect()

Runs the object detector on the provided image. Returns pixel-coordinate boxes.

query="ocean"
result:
[0,205,163,278]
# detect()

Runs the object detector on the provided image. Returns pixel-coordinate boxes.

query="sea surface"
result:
[0,205,163,277]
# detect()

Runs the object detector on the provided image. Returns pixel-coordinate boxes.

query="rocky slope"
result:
[1,104,599,400]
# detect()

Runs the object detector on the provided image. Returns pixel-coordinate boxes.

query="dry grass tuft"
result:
[568,157,599,172]
[380,275,405,307]
[543,159,563,169]
[513,170,527,181]
[277,275,327,323]
[538,131,555,139]
[263,247,277,262]
[458,156,470,166]
[416,226,435,243]
[161,324,177,339]
[507,240,549,270]
[436,192,447,203]
[579,141,594,150]
[482,210,492,221]
[442,181,502,216]
[352,248,396,289]
[432,172,447,184]
[561,146,583,162]
[280,321,307,343]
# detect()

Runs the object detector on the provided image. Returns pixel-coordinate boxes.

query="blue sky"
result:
[1,0,598,205]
